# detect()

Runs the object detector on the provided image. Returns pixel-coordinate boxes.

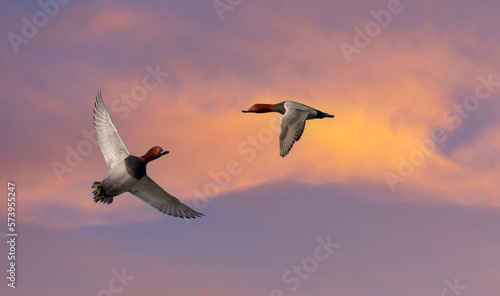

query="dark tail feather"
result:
[316,110,334,119]
[92,181,113,204]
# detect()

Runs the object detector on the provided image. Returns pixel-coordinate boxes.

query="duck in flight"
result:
[92,91,203,219]
[243,101,334,157]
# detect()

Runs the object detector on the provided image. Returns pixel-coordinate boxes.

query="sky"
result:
[0,0,499,295]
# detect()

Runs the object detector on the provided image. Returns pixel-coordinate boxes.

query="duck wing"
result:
[279,103,309,157]
[130,176,204,219]
[93,91,130,169]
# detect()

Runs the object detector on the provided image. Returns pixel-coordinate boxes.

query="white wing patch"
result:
[130,176,203,219]
[93,91,130,169]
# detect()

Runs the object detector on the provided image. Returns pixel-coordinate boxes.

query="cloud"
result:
[9,182,500,295]
[2,0,500,228]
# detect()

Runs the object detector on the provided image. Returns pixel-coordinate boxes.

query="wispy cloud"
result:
[1,0,499,228]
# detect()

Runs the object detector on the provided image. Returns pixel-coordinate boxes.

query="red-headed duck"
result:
[243,101,334,157]
[92,91,203,219]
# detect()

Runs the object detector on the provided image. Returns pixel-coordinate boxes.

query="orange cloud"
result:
[4,1,500,229]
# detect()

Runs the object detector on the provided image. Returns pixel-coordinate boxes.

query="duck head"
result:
[242,104,275,113]
[139,146,169,163]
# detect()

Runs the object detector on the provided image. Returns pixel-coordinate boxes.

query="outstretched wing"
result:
[130,176,204,219]
[279,106,309,158]
[93,91,130,169]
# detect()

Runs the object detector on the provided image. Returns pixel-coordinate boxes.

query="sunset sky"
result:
[1,0,500,295]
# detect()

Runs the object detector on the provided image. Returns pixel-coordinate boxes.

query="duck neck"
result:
[254,104,277,113]
[139,156,150,164]
[139,152,158,164]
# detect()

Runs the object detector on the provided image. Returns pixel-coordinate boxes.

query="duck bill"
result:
[160,150,170,156]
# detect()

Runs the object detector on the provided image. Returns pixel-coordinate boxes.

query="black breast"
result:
[274,102,286,115]
[124,155,146,179]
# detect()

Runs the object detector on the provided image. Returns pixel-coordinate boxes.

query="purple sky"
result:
[1,0,500,295]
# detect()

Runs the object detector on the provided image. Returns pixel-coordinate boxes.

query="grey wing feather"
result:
[93,91,130,169]
[279,108,308,158]
[129,176,204,219]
